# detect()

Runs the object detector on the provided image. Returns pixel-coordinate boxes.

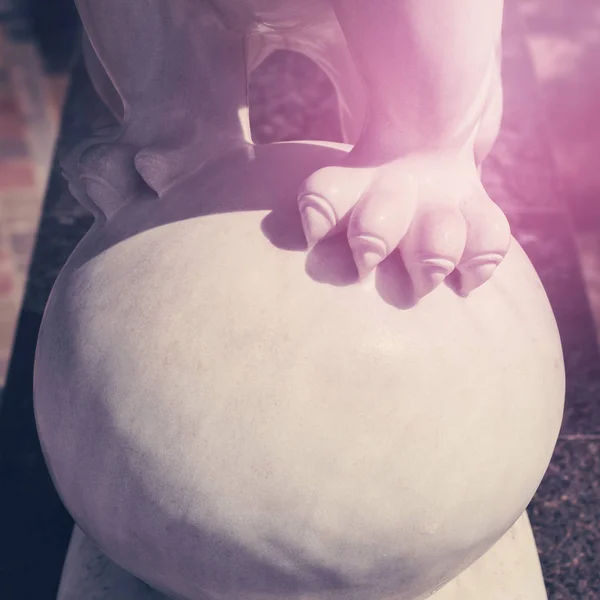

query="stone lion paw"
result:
[298,152,510,298]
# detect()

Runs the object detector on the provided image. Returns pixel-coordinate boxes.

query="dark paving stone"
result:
[510,211,600,435]
[28,0,79,74]
[22,58,99,314]
[22,160,93,314]
[0,465,73,599]
[1,0,79,73]
[0,310,73,600]
[529,438,600,600]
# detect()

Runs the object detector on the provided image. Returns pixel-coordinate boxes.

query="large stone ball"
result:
[34,142,564,600]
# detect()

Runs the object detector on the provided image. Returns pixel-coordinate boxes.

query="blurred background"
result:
[0,0,598,598]
[0,0,76,383]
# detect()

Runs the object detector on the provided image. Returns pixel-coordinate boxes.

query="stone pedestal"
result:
[58,513,548,600]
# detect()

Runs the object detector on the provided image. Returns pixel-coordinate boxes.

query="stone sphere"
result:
[34,142,564,600]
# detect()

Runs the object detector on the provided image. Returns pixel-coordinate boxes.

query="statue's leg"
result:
[63,0,250,220]
[298,0,510,298]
